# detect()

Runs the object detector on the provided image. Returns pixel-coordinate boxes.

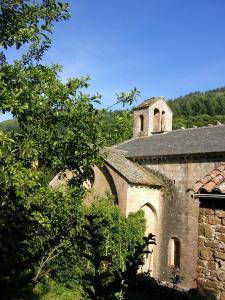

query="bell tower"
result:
[133,97,173,138]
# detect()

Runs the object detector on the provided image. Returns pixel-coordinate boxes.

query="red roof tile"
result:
[194,163,225,193]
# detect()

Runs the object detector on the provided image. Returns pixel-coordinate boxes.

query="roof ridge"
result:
[172,124,225,132]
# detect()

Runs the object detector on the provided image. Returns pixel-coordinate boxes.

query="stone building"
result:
[50,97,225,296]
[193,164,225,299]
[89,97,225,292]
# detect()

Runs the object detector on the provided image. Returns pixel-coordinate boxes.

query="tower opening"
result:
[153,108,160,132]
[140,114,144,132]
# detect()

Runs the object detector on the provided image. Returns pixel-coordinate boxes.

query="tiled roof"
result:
[105,148,163,187]
[135,97,165,109]
[116,125,225,158]
[194,163,225,193]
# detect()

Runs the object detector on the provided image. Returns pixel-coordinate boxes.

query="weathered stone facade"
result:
[51,97,225,292]
[197,205,225,300]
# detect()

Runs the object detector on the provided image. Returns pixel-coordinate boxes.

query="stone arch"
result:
[161,110,166,131]
[139,114,144,132]
[140,203,158,275]
[153,108,160,132]
[168,237,181,268]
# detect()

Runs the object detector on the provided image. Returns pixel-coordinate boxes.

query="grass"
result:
[34,280,82,300]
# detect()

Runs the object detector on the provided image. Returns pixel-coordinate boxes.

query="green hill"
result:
[0,118,19,133]
[1,87,225,137]
[167,87,225,129]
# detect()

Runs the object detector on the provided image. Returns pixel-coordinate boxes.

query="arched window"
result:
[140,114,144,132]
[140,203,158,275]
[161,111,166,131]
[153,108,160,132]
[168,237,180,268]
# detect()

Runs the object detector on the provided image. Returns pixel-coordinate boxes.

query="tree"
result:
[0,2,141,298]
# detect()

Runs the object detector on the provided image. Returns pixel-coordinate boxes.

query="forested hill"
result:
[168,87,225,116]
[167,87,225,129]
[1,87,225,144]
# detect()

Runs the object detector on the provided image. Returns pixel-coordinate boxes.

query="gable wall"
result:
[126,185,163,277]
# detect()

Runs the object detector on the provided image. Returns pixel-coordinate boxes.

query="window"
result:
[140,114,144,131]
[153,108,160,132]
[161,111,166,131]
[168,237,180,267]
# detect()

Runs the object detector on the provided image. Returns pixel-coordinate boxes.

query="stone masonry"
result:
[198,207,225,300]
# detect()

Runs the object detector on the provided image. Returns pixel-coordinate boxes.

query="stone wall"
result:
[142,156,225,288]
[198,205,225,300]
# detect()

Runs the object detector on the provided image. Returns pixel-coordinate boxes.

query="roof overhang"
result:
[193,193,225,200]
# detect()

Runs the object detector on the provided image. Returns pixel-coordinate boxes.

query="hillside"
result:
[0,118,19,133]
[167,87,225,129]
[168,87,225,116]
[1,87,225,137]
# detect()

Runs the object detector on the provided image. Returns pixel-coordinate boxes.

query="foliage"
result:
[168,87,225,117]
[0,0,105,298]
[77,197,145,300]
[172,114,225,129]
[35,279,82,300]
[0,0,69,64]
[99,109,133,146]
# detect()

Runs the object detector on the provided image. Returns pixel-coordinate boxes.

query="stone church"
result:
[88,97,225,292]
[51,97,225,298]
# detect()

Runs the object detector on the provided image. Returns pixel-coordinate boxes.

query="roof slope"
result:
[194,163,225,193]
[135,96,165,109]
[116,125,225,158]
[105,148,162,186]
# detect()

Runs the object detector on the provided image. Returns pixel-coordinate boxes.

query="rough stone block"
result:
[214,251,225,260]
[199,215,206,223]
[202,208,215,216]
[198,260,207,267]
[217,233,225,243]
[205,240,220,249]
[222,218,225,226]
[221,291,225,300]
[216,211,225,218]
[199,236,205,246]
[207,261,219,271]
[204,280,221,290]
[208,216,221,225]
[219,261,225,271]
[200,248,213,260]
[217,272,225,282]
[202,224,215,238]
[216,226,225,233]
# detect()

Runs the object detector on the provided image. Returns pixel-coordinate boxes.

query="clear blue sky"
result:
[3,0,225,117]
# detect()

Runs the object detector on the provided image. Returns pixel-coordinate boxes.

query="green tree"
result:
[0,2,141,298]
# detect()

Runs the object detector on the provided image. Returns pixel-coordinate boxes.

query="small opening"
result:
[168,237,180,268]
[140,114,144,131]
[161,111,166,131]
[153,108,160,132]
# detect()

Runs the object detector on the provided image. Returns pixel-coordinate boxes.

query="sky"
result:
[3,0,225,119]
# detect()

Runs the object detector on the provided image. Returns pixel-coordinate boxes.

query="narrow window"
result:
[153,108,160,132]
[161,111,166,131]
[168,237,180,268]
[140,114,144,131]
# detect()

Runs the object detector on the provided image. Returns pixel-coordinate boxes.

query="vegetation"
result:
[0,1,143,299]
[2,87,225,144]
[168,88,225,129]
[0,1,221,300]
